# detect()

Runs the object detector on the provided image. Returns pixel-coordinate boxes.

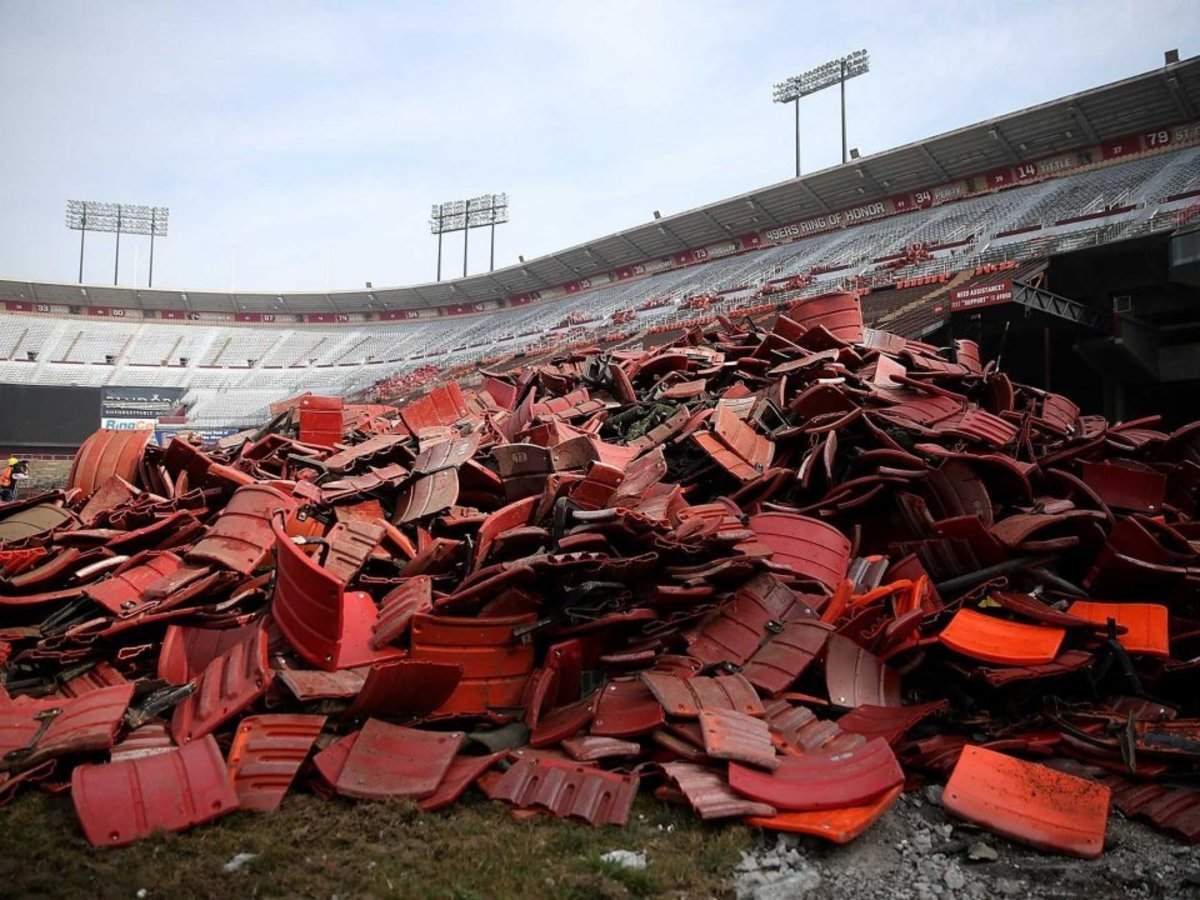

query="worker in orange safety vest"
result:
[0,457,28,502]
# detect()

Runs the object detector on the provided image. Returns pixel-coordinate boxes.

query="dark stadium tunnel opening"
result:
[944,229,1200,430]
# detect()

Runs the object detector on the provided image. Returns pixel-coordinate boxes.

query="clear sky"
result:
[0,1,1195,292]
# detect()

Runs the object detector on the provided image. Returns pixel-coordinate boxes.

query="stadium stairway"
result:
[190,327,224,368]
[1136,146,1200,204]
[310,331,364,366]
[876,269,974,338]
[31,322,69,374]
[979,180,1064,247]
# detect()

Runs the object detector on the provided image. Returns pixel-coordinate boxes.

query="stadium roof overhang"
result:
[3,55,1199,315]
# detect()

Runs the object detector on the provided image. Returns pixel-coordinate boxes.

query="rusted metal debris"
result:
[2,291,1200,853]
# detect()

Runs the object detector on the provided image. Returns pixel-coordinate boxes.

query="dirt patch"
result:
[732,790,1200,900]
[18,458,72,494]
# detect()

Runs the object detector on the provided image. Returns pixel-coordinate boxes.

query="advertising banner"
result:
[101,387,189,434]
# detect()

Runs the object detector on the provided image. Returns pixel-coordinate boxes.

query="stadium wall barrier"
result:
[0,384,103,451]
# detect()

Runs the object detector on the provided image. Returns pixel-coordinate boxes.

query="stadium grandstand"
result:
[2,54,1200,450]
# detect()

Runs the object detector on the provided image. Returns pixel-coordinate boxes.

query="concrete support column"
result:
[1103,377,1126,422]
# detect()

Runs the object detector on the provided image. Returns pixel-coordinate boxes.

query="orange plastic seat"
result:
[745,784,902,844]
[944,745,1109,858]
[938,607,1065,665]
[1066,601,1169,656]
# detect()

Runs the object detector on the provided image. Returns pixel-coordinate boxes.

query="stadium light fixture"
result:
[66,200,169,286]
[772,49,870,175]
[429,193,509,280]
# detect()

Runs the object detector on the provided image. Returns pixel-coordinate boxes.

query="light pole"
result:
[149,207,162,287]
[429,193,509,280]
[66,200,169,286]
[75,202,89,282]
[114,205,122,285]
[773,50,870,175]
[463,198,471,278]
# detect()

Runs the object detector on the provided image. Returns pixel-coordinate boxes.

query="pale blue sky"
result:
[0,1,1195,291]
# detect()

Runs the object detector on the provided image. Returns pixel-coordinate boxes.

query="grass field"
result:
[0,790,752,900]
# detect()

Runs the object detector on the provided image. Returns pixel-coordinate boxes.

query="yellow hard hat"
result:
[6,457,16,466]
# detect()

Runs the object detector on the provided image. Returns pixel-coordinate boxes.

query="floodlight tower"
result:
[66,200,169,285]
[429,193,509,280]
[773,49,870,176]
